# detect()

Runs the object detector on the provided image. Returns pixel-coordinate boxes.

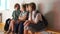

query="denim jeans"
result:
[19,22,24,34]
[14,23,19,33]
[14,21,24,34]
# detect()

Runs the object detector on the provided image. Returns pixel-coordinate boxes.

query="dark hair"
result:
[29,2,36,10]
[22,4,29,11]
[25,4,29,8]
[22,4,26,11]
[14,3,20,10]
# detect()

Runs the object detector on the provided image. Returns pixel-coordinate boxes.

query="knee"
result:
[11,20,15,24]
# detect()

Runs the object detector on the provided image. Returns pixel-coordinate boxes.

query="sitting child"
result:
[7,3,21,34]
[18,4,28,34]
[24,2,46,34]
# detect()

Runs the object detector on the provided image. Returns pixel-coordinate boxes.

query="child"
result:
[23,4,29,34]
[7,3,21,34]
[24,2,45,34]
[18,4,28,34]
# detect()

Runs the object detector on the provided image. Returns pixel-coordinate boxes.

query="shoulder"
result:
[12,10,16,13]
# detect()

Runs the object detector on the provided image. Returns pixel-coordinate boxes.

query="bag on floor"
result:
[4,18,11,31]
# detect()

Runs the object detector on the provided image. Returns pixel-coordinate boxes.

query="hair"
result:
[22,4,26,11]
[14,3,20,10]
[29,2,36,10]
[25,4,29,8]
[22,4,29,11]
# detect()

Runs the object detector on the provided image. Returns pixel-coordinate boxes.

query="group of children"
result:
[7,2,46,34]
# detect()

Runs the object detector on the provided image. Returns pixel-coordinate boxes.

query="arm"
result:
[18,14,27,21]
[32,13,42,24]
[28,12,32,21]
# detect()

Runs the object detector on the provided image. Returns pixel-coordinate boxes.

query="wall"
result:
[53,0,60,31]
[0,0,54,23]
[0,0,24,23]
[24,0,54,14]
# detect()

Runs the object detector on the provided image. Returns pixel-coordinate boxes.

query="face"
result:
[20,6,24,12]
[15,7,18,10]
[28,5,32,12]
[26,6,29,11]
[15,6,19,10]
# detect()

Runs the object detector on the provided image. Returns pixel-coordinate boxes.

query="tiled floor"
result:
[0,23,60,34]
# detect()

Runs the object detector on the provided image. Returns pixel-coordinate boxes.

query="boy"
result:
[18,4,28,34]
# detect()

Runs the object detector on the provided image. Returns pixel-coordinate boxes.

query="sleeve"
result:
[12,11,15,19]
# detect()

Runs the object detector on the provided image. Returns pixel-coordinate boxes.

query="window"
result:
[0,0,9,10]
[0,0,1,6]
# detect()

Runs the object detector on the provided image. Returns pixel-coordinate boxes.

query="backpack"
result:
[36,10,48,27]
[4,18,11,31]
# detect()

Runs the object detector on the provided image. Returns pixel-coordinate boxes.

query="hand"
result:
[24,20,30,26]
[24,23,30,29]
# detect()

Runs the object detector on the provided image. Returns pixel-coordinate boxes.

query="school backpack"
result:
[36,10,48,27]
[4,18,11,31]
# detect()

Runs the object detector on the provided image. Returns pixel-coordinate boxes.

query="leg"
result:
[7,20,15,34]
[24,29,28,34]
[30,31,35,34]
[7,23,12,34]
[24,29,35,34]
[11,20,15,34]
[35,32,41,34]
[11,20,15,31]
[14,23,19,34]
[19,22,24,34]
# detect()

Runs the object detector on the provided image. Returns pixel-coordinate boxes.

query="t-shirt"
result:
[19,11,27,17]
[12,10,21,20]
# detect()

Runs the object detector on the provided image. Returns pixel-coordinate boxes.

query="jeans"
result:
[19,22,24,34]
[14,23,19,33]
[14,21,24,34]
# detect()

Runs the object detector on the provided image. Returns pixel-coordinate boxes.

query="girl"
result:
[24,2,45,34]
[7,3,21,34]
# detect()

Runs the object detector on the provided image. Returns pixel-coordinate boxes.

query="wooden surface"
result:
[0,23,60,34]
